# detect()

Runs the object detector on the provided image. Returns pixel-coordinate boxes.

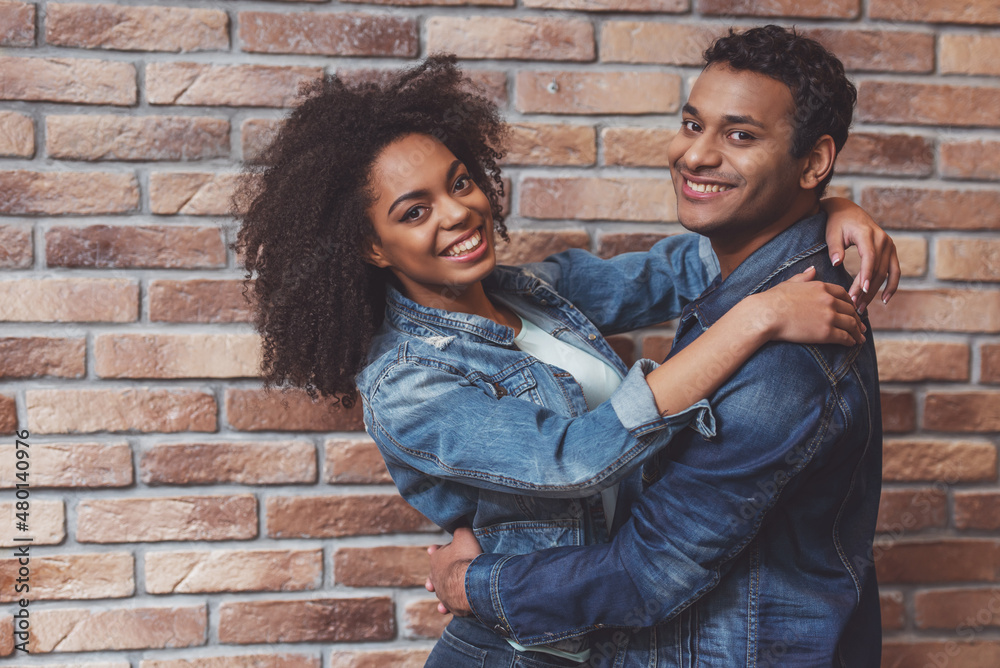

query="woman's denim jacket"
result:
[356,233,719,557]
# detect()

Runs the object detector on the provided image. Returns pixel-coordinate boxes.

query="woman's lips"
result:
[441,227,487,261]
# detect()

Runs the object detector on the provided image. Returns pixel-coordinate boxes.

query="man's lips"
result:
[678,173,737,198]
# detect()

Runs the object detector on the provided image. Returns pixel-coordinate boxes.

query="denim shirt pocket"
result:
[482,366,542,405]
[473,518,583,555]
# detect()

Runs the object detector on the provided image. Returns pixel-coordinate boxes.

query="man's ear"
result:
[800,135,837,191]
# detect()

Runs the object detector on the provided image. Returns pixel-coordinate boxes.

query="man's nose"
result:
[683,134,722,170]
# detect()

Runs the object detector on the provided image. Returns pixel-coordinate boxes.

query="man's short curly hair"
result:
[232,55,508,406]
[704,25,857,194]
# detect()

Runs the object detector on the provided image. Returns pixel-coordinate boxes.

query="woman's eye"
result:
[403,206,425,221]
[454,175,471,192]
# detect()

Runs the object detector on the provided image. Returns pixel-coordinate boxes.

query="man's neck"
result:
[712,200,822,280]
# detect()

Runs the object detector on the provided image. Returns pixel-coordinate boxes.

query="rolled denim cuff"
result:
[465,551,516,640]
[610,359,717,439]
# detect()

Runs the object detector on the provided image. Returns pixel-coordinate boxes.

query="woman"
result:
[233,56,896,666]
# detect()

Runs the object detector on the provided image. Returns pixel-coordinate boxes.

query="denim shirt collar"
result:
[685,210,829,330]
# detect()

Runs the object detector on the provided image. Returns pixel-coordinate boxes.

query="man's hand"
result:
[426,527,483,617]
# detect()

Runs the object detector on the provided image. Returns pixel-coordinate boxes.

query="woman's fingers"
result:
[787,265,818,283]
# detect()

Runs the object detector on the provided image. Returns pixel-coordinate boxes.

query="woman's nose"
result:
[440,196,470,228]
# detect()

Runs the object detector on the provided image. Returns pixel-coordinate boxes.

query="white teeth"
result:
[686,179,732,194]
[444,230,483,257]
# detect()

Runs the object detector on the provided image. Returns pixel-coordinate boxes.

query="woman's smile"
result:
[441,226,487,259]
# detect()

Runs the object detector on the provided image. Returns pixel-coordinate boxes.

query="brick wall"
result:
[0,1,998,666]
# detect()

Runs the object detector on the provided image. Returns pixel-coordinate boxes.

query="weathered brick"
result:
[867,289,1000,333]
[226,388,364,432]
[602,127,676,167]
[607,334,636,367]
[46,4,228,52]
[0,57,136,105]
[95,333,259,379]
[218,598,394,644]
[837,133,933,177]
[842,234,926,279]
[239,12,417,57]
[956,492,1000,531]
[883,439,997,482]
[149,279,252,324]
[147,63,323,107]
[914,588,1000,629]
[517,71,680,115]
[0,441,131,488]
[804,29,933,73]
[343,0,512,5]
[0,170,138,215]
[858,81,1000,128]
[427,17,593,61]
[242,118,282,162]
[601,22,716,65]
[504,123,595,166]
[329,651,430,668]
[597,232,671,258]
[47,115,229,161]
[0,111,34,158]
[941,140,1000,181]
[883,641,1000,668]
[0,1,34,46]
[925,392,1000,433]
[0,279,138,323]
[527,0,685,8]
[495,230,590,264]
[142,441,316,485]
[29,605,206,652]
[324,438,392,484]
[880,590,905,631]
[876,488,946,532]
[404,599,450,639]
[874,340,969,382]
[936,238,1000,282]
[643,334,678,362]
[150,172,238,216]
[861,187,1000,231]
[984,344,1000,384]
[870,0,1000,24]
[336,68,508,107]
[0,552,133,602]
[266,495,435,538]
[27,388,216,434]
[0,615,11,656]
[0,500,64,547]
[334,546,428,587]
[142,656,320,668]
[700,0,859,18]
[0,224,32,268]
[881,391,915,433]
[0,337,85,379]
[145,549,322,593]
[77,495,257,543]
[876,540,1000,584]
[46,225,226,269]
[521,177,676,222]
[941,34,1000,77]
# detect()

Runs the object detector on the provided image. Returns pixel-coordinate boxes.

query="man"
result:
[429,25,885,667]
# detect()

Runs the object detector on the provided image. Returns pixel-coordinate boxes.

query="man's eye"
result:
[681,120,701,132]
[730,131,754,141]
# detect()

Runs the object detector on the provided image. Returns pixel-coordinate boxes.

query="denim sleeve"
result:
[464,345,853,642]
[363,357,715,498]
[522,233,719,335]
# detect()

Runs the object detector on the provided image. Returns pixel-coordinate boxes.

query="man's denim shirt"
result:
[356,234,718,559]
[464,213,884,667]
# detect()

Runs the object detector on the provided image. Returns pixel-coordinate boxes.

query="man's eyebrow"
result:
[387,160,463,217]
[682,103,699,116]
[723,114,765,129]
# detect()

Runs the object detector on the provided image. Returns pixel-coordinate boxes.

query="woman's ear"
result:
[800,135,836,191]
[365,240,391,269]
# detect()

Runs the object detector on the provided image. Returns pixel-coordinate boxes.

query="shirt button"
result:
[588,334,597,340]
[540,299,549,306]
[493,383,508,398]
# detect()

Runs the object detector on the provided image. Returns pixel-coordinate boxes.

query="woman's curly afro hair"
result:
[232,55,508,407]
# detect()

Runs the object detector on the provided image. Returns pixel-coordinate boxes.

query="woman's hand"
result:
[749,266,867,347]
[821,196,900,311]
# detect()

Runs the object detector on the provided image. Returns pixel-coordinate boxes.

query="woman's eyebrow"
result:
[387,160,463,217]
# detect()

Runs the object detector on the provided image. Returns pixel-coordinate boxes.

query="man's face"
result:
[667,64,809,243]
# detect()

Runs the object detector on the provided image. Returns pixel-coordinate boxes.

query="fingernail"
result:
[863,280,870,294]
[831,254,840,266]
[850,294,857,304]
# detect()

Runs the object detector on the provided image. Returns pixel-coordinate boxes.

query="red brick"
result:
[883,641,1000,668]
[941,34,1000,76]
[0,2,34,46]
[404,599,450,639]
[883,439,997,483]
[0,57,135,105]
[46,4,228,52]
[504,123,595,166]
[336,68,508,108]
[149,279,252,323]
[495,229,590,264]
[941,140,1000,181]
[95,333,259,379]
[881,390,915,433]
[242,118,282,162]
[936,238,1000,282]
[527,0,685,8]
[0,500,64,547]
[861,187,1000,231]
[266,494,435,538]
[877,488,947,533]
[956,492,1000,531]
[226,388,364,432]
[837,133,933,177]
[239,12,417,57]
[517,71,681,115]
[218,598,394,643]
[876,540,1000,584]
[867,289,1000,333]
[150,172,238,215]
[329,651,430,668]
[858,81,1000,128]
[870,0,1000,24]
[874,340,969,382]
[324,438,392,484]
[602,127,676,167]
[27,388,216,434]
[0,615,11,656]
[145,548,322,593]
[47,115,229,161]
[0,170,138,215]
[142,657,320,668]
[607,334,636,367]
[0,337,85,379]
[427,17,593,61]
[29,605,206,652]
[925,391,1000,432]
[880,591,905,631]
[984,344,1000,384]
[0,396,15,436]
[601,22,716,65]
[141,441,316,485]
[147,63,323,107]
[77,495,257,543]
[0,552,133,602]
[46,225,225,269]
[334,546,429,587]
[0,224,32,268]
[598,232,672,258]
[0,111,34,158]
[700,0,859,18]
[0,441,131,488]
[0,278,138,322]
[804,29,933,73]
[914,588,1000,629]
[521,177,676,222]
[343,0,512,4]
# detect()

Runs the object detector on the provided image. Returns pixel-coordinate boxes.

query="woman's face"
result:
[366,133,496,307]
